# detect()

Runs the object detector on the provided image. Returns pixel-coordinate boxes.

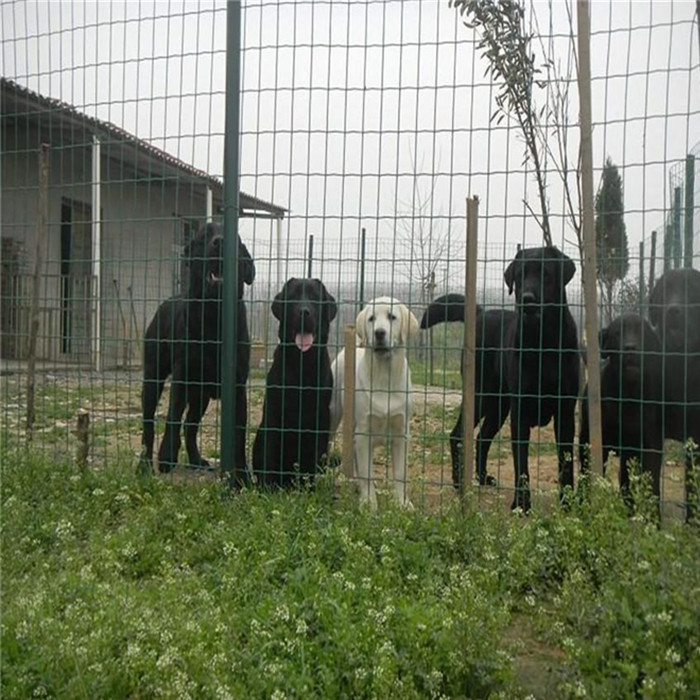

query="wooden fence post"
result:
[26,143,50,441]
[577,0,604,477]
[76,409,90,470]
[461,196,479,501]
[341,325,356,480]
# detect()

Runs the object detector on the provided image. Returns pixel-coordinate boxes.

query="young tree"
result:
[595,157,629,323]
[395,148,456,376]
[395,149,455,308]
[450,0,583,256]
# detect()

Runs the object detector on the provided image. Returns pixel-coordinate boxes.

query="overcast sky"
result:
[2,0,699,302]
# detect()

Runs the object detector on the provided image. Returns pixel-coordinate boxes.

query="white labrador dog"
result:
[331,297,419,508]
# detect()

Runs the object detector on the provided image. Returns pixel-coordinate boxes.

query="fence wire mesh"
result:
[1,0,699,518]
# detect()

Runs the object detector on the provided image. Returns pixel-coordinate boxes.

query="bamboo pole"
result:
[577,0,604,477]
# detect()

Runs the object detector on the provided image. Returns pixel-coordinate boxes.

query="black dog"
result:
[579,314,663,503]
[420,293,515,489]
[504,246,580,511]
[649,268,700,521]
[252,278,337,488]
[139,223,255,478]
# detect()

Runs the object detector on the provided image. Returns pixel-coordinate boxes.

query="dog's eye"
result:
[388,313,397,321]
[368,315,375,323]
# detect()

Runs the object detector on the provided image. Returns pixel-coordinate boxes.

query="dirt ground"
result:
[0,367,688,519]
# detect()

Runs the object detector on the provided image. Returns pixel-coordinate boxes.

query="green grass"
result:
[410,363,462,389]
[2,451,700,699]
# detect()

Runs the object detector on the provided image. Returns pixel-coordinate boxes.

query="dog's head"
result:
[504,246,576,319]
[648,268,700,352]
[185,223,255,300]
[356,297,419,355]
[600,313,660,383]
[272,278,337,351]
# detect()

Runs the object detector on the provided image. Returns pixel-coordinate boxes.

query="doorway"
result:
[60,199,93,360]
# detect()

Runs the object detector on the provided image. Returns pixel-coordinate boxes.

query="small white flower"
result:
[275,604,290,622]
[296,619,308,636]
[55,519,74,539]
[666,647,681,664]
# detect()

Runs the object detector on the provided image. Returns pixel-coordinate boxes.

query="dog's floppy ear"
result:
[399,305,420,345]
[272,281,291,321]
[183,229,203,263]
[559,250,576,286]
[647,279,663,329]
[238,236,256,286]
[355,304,368,345]
[504,259,518,295]
[314,279,337,322]
[599,326,610,360]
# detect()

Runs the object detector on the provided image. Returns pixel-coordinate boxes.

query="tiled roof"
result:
[1,78,286,219]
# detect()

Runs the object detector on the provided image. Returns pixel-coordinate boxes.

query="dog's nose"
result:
[521,292,536,306]
[374,328,387,343]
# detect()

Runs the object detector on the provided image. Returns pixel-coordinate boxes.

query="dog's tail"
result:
[420,293,473,329]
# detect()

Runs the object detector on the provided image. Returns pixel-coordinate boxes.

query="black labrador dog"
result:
[649,268,700,521]
[420,293,515,489]
[504,246,580,511]
[138,223,255,479]
[579,313,663,504]
[252,278,337,488]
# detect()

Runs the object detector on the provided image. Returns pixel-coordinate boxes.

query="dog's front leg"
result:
[554,399,576,504]
[391,431,412,508]
[184,389,210,468]
[354,430,377,509]
[510,399,532,512]
[158,372,188,473]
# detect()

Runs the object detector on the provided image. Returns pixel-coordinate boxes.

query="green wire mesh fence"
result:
[1,0,699,518]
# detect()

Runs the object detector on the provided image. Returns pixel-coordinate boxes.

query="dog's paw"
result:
[186,457,213,471]
[511,492,532,514]
[137,453,154,476]
[157,456,177,474]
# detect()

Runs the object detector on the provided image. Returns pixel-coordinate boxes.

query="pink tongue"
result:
[295,333,314,352]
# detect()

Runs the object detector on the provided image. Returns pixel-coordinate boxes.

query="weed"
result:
[2,449,699,699]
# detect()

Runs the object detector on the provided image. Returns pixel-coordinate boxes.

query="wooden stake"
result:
[341,325,356,479]
[76,409,90,470]
[577,0,604,476]
[26,143,50,441]
[461,196,479,500]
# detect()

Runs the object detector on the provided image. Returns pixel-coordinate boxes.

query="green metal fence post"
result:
[649,229,657,291]
[358,227,366,311]
[221,0,242,487]
[639,240,645,312]
[685,154,695,268]
[673,185,682,269]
